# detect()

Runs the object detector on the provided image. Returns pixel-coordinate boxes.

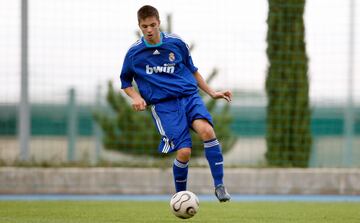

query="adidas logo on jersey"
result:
[153,49,160,55]
[146,64,175,74]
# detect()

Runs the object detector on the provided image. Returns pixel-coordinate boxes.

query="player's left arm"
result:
[193,71,232,102]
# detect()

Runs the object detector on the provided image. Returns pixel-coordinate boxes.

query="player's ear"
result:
[138,19,143,28]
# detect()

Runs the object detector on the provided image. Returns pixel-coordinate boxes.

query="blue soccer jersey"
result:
[120,32,199,104]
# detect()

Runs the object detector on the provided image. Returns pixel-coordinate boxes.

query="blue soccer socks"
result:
[204,138,224,187]
[173,139,224,191]
[173,159,189,192]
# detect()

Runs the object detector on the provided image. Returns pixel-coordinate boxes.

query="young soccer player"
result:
[120,5,231,202]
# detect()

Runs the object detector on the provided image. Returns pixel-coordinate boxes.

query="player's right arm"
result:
[120,48,147,112]
[123,87,147,111]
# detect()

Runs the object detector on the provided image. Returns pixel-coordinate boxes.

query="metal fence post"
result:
[92,85,103,165]
[67,88,77,162]
[19,0,29,161]
[343,0,356,167]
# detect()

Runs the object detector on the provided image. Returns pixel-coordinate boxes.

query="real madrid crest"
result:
[169,52,175,62]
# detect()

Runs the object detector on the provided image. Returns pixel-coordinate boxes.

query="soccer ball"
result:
[170,191,199,219]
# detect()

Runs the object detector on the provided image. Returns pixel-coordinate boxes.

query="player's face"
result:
[139,16,161,45]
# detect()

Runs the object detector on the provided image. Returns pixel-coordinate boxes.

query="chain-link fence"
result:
[0,0,359,167]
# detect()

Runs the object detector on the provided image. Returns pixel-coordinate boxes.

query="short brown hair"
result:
[137,5,160,23]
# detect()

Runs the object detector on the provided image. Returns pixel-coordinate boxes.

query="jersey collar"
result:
[143,32,163,48]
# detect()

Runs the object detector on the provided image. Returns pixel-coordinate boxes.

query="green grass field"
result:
[0,201,359,223]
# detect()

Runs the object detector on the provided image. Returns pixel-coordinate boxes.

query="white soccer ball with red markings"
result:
[170,191,199,219]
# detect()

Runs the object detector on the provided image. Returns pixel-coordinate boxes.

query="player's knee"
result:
[177,148,191,162]
[198,126,216,141]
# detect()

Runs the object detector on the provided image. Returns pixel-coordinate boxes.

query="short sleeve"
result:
[120,52,134,89]
[181,41,198,74]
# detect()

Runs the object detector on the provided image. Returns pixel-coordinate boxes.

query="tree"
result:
[265,0,312,167]
[94,14,236,158]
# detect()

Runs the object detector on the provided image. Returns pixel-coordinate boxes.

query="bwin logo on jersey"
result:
[146,64,175,74]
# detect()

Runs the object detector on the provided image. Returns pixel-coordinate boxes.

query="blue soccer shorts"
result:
[150,93,213,154]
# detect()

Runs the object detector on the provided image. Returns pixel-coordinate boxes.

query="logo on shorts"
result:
[169,52,175,62]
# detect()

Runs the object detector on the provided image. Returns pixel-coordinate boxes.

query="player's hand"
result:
[132,97,147,111]
[212,90,232,102]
